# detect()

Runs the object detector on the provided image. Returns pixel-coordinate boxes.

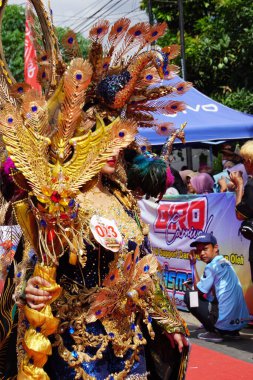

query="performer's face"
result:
[195,243,218,264]
[101,150,120,175]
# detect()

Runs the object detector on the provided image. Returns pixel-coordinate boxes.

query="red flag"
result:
[24,1,41,91]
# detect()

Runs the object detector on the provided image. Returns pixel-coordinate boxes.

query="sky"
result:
[9,0,149,36]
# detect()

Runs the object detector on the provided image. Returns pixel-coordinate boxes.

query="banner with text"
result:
[24,1,41,91]
[139,193,253,314]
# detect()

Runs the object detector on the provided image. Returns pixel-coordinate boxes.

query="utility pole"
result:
[178,0,192,168]
[178,0,186,81]
[147,0,154,25]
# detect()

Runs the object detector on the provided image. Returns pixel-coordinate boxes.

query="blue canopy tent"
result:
[138,77,253,144]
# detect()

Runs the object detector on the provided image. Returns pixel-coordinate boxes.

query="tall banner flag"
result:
[24,1,41,91]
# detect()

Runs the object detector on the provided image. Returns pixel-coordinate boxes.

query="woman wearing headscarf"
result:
[187,173,215,194]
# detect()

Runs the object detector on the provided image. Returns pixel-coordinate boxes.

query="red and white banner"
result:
[139,193,253,315]
[24,1,41,91]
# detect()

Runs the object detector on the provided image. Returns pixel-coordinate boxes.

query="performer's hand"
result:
[189,250,197,265]
[165,332,189,353]
[25,276,52,310]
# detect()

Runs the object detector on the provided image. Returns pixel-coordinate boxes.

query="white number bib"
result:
[90,215,122,252]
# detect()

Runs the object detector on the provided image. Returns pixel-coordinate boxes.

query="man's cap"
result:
[190,232,217,247]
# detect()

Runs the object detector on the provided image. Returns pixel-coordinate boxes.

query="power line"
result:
[53,7,142,22]
[77,0,132,34]
[65,0,111,29]
[73,0,122,33]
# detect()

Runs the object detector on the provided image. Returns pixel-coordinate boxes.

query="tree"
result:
[2,5,26,82]
[2,5,89,82]
[141,0,253,114]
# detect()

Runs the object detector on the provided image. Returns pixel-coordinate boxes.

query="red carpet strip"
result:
[186,343,253,380]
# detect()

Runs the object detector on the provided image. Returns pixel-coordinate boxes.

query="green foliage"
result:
[2,5,25,82]
[214,88,253,114]
[56,26,89,61]
[2,5,89,82]
[141,0,253,114]
[212,152,223,174]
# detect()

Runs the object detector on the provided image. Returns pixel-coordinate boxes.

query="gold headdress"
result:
[0,1,191,377]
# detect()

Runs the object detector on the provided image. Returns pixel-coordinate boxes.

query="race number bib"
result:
[90,215,122,252]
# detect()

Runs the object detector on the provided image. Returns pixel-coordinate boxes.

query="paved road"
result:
[180,311,253,364]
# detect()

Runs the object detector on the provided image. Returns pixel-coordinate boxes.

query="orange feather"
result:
[162,45,181,60]
[89,20,110,42]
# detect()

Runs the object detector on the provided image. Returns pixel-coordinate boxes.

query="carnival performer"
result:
[20,150,188,379]
[0,1,192,378]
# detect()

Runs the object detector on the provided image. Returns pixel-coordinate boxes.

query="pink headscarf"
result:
[190,173,214,194]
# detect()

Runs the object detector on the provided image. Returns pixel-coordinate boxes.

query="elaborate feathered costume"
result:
[0,0,191,378]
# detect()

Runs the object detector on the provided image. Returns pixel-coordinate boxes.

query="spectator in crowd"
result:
[221,143,242,169]
[230,140,253,281]
[169,167,188,194]
[179,169,198,186]
[184,232,249,342]
[187,173,214,194]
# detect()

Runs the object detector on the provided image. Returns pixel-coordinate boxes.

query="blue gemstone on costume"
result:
[135,30,141,36]
[127,264,131,271]
[143,265,150,273]
[36,327,41,332]
[71,350,78,359]
[165,70,169,76]
[103,63,109,69]
[131,323,136,331]
[110,274,115,281]
[163,308,167,313]
[177,86,184,91]
[42,55,47,61]
[140,285,146,291]
[146,74,153,80]
[68,199,75,207]
[68,37,74,44]
[109,376,114,380]
[71,212,77,219]
[17,272,22,278]
[7,117,13,123]
[171,105,177,109]
[108,332,115,338]
[42,72,46,78]
[148,315,152,323]
[31,105,38,112]
[161,126,167,131]
[69,327,75,334]
[119,131,125,137]
[138,333,143,340]
[17,86,24,93]
[152,31,158,37]
[76,73,82,80]
[29,358,34,364]
[23,319,30,328]
[97,27,103,34]
[40,219,47,227]
[160,284,164,291]
[135,256,139,263]
[141,146,146,152]
[117,26,123,33]
[95,310,102,316]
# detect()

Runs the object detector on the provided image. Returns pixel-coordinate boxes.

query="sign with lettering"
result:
[140,193,253,315]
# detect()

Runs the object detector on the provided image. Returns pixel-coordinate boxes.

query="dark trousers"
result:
[184,290,218,332]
